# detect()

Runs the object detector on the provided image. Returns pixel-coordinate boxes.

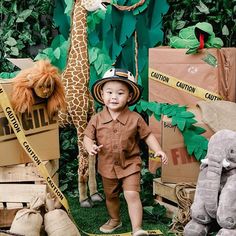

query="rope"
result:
[169,183,196,235]
[112,0,145,11]
[109,0,146,81]
[134,31,138,82]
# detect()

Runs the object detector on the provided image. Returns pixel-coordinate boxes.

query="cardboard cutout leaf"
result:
[146,109,153,116]
[177,111,195,118]
[187,144,195,155]
[154,113,161,121]
[176,118,186,131]
[136,103,143,113]
[148,0,169,47]
[53,0,70,39]
[89,47,99,63]
[147,102,158,113]
[119,12,136,46]
[133,0,151,15]
[53,48,61,59]
[141,100,149,111]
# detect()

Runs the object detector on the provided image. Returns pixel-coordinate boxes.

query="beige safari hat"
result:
[92,68,142,106]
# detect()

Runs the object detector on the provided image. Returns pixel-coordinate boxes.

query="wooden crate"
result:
[0,160,59,228]
[153,178,196,218]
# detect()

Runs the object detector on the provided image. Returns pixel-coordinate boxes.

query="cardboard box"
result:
[160,106,214,183]
[148,47,236,159]
[0,81,60,166]
[149,47,236,106]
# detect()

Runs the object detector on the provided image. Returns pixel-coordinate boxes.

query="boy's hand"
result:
[89,144,103,155]
[155,151,168,165]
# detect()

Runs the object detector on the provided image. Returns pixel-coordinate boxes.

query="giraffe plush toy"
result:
[58,0,104,207]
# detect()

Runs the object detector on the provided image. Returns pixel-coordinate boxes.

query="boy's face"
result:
[101,80,132,112]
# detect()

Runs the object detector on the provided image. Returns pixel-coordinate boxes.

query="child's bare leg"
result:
[124,190,142,232]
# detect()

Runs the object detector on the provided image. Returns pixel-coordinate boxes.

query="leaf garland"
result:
[134,100,209,161]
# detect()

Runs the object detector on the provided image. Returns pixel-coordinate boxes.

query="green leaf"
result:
[146,109,153,117]
[186,47,199,54]
[177,111,195,118]
[10,47,19,56]
[176,117,186,131]
[194,146,204,161]
[133,0,150,15]
[202,52,218,67]
[16,9,33,23]
[176,20,186,30]
[147,102,157,113]
[60,183,68,192]
[53,47,61,59]
[154,113,161,121]
[222,25,229,36]
[140,100,149,111]
[192,126,206,135]
[5,37,17,46]
[187,144,195,155]
[119,12,136,46]
[143,206,154,216]
[136,103,143,113]
[196,1,209,14]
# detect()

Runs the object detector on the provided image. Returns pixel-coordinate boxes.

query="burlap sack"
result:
[10,209,43,236]
[44,209,81,236]
[10,196,44,236]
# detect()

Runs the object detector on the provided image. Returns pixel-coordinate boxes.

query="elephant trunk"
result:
[204,153,223,218]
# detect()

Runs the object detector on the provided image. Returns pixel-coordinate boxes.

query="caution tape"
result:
[149,150,162,162]
[0,84,70,213]
[81,229,163,236]
[149,68,224,102]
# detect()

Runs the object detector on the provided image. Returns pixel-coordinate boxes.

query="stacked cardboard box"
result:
[0,81,60,166]
[0,79,60,227]
[148,47,236,179]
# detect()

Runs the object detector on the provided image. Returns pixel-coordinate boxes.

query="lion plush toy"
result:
[184,129,236,236]
[11,60,66,118]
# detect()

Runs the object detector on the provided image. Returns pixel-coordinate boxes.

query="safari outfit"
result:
[85,68,149,235]
[84,106,151,219]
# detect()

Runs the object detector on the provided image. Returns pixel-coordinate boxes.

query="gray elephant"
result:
[184,129,236,236]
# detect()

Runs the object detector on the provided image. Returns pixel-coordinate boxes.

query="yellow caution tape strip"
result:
[0,84,70,213]
[149,68,224,101]
[149,150,162,162]
[81,229,162,236]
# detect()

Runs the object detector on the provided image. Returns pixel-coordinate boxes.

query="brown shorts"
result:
[102,172,141,199]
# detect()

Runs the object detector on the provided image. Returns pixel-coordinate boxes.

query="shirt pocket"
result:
[121,134,137,157]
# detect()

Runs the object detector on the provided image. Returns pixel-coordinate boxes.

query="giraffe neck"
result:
[63,0,89,85]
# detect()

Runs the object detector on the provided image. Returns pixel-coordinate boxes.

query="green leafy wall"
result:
[0,0,56,73]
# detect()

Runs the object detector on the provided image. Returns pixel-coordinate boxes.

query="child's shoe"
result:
[133,228,149,236]
[99,219,122,233]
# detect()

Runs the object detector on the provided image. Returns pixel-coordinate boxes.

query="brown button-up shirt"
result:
[84,106,152,179]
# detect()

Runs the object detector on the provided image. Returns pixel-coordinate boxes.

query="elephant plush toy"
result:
[184,129,236,236]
